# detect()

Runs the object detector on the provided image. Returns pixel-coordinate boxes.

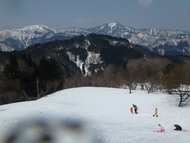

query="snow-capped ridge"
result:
[89,22,134,33]
[0,22,190,55]
[20,24,55,32]
[107,22,119,28]
[1,24,56,34]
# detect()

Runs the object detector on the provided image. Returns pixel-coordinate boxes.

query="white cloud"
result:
[137,0,155,7]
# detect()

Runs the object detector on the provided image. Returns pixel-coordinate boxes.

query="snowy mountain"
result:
[0,87,190,143]
[0,25,55,51]
[0,25,77,51]
[89,22,136,38]
[90,22,190,56]
[0,22,190,56]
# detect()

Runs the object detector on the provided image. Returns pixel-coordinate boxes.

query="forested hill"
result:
[1,34,190,105]
[0,34,156,76]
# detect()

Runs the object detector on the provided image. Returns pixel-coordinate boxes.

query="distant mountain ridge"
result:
[0,22,190,56]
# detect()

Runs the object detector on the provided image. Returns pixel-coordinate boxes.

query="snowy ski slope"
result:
[0,87,190,143]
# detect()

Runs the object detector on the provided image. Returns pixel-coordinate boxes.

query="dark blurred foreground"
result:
[3,117,102,143]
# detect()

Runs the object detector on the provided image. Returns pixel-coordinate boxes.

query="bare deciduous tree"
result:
[169,88,190,107]
[162,64,190,106]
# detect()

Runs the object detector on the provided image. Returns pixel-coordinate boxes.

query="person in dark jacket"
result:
[132,104,138,114]
[174,124,182,131]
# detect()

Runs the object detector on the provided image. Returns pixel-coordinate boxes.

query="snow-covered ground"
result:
[0,87,190,143]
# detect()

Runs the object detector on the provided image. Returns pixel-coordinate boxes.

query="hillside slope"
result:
[0,87,190,143]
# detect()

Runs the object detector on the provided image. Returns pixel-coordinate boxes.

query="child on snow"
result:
[174,124,182,131]
[130,107,133,113]
[154,124,165,133]
[153,108,158,117]
[132,104,138,114]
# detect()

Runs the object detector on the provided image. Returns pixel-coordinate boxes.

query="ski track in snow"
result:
[0,87,190,143]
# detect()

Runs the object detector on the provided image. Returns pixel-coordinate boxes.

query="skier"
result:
[153,108,158,117]
[154,124,165,133]
[132,104,138,114]
[174,124,182,131]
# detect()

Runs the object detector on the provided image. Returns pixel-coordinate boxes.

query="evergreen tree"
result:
[3,55,19,80]
[37,56,62,95]
[19,53,37,97]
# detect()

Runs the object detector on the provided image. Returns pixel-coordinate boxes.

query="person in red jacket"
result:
[130,107,133,113]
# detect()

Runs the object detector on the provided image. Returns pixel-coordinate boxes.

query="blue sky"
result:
[0,0,189,32]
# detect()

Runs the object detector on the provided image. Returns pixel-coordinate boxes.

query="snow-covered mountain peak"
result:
[89,22,134,36]
[107,22,118,28]
[0,24,56,39]
[18,24,56,33]
[0,24,55,34]
[0,24,58,51]
[103,22,126,30]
